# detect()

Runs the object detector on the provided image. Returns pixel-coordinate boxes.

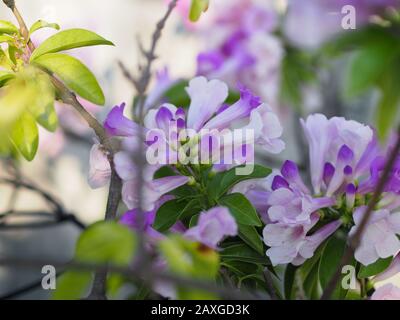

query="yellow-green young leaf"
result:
[0,70,15,86]
[28,72,58,132]
[30,28,114,60]
[29,20,60,36]
[189,0,209,22]
[33,53,105,105]
[0,34,15,44]
[52,271,92,300]
[9,112,39,161]
[158,235,219,299]
[75,221,136,266]
[0,48,14,70]
[0,20,19,35]
[0,76,36,128]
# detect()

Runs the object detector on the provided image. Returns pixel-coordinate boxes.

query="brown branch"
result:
[321,126,400,299]
[118,0,179,287]
[3,0,123,299]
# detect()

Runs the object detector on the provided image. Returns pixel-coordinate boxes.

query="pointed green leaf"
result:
[28,72,58,132]
[154,198,201,232]
[358,257,393,278]
[33,53,105,105]
[9,112,39,161]
[76,221,137,266]
[208,165,272,200]
[52,271,92,300]
[31,28,114,60]
[284,264,298,300]
[218,193,262,226]
[0,20,19,35]
[220,243,268,264]
[0,70,15,86]
[189,0,209,22]
[318,235,346,289]
[29,20,60,35]
[238,224,264,255]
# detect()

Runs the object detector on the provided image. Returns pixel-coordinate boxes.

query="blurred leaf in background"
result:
[159,235,219,299]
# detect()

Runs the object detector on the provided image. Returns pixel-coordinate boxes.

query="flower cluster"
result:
[238,114,400,267]
[194,0,283,107]
[89,76,284,251]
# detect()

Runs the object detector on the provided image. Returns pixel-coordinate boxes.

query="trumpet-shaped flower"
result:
[371,283,400,300]
[263,214,341,266]
[184,207,238,249]
[350,206,400,265]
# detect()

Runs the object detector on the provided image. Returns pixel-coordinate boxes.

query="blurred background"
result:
[0,0,394,299]
[0,0,202,299]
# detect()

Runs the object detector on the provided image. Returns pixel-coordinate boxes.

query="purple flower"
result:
[184,207,238,249]
[263,214,341,266]
[114,146,189,211]
[88,142,111,189]
[143,67,177,112]
[104,103,142,137]
[242,104,285,154]
[203,85,262,130]
[350,206,400,265]
[301,114,374,195]
[195,2,282,105]
[186,76,229,131]
[371,283,400,300]
[267,187,335,225]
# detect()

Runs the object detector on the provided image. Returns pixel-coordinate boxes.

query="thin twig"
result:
[321,127,400,299]
[0,257,259,300]
[3,1,123,299]
[118,0,179,289]
[263,268,279,300]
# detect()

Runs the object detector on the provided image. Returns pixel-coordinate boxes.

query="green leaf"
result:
[163,80,190,108]
[220,243,268,265]
[0,20,19,35]
[33,53,105,105]
[9,112,39,161]
[154,199,201,232]
[303,263,321,299]
[284,264,298,300]
[218,193,262,226]
[75,221,136,266]
[28,71,58,132]
[280,49,315,110]
[344,38,400,98]
[0,70,15,86]
[29,20,60,35]
[0,48,14,70]
[189,0,209,22]
[209,165,271,200]
[52,271,92,300]
[189,214,200,228]
[318,235,347,289]
[220,260,259,277]
[237,224,264,255]
[358,257,393,278]
[376,68,400,139]
[31,28,114,60]
[159,234,219,299]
